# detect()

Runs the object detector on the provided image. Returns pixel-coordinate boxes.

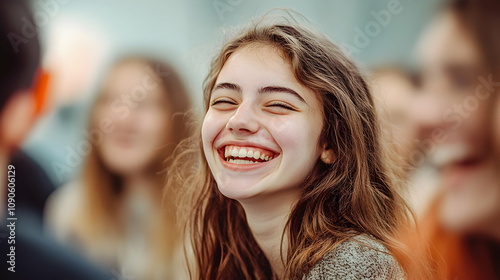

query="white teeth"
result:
[231,147,239,157]
[223,146,276,163]
[253,151,260,160]
[431,145,469,168]
[238,148,247,158]
[232,159,256,164]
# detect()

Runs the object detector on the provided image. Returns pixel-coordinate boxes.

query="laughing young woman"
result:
[169,15,414,280]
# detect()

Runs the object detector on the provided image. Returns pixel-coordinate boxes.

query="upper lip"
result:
[215,140,280,155]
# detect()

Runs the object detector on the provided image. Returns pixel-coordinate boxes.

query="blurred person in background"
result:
[0,1,42,209]
[3,16,111,224]
[370,67,441,215]
[0,1,112,279]
[370,66,419,177]
[45,56,192,280]
[410,0,500,278]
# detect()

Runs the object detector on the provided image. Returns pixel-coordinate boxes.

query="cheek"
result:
[148,112,170,138]
[464,102,489,131]
[92,106,111,127]
[272,115,322,164]
[271,118,302,149]
[202,110,226,148]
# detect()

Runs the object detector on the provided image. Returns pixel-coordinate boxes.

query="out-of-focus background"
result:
[4,0,500,279]
[25,0,440,184]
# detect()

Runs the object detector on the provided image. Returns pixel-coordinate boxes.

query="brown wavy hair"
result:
[169,13,421,280]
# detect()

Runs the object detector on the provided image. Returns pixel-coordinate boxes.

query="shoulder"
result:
[44,181,83,240]
[305,234,406,280]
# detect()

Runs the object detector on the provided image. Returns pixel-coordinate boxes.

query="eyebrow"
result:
[213,82,241,93]
[213,82,306,103]
[258,86,306,103]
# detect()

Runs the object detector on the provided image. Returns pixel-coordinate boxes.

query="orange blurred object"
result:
[33,69,51,115]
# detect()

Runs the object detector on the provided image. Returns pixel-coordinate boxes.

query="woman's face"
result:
[415,12,500,236]
[93,61,173,175]
[202,44,324,201]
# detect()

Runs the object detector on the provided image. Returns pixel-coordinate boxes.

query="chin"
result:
[440,213,471,233]
[215,178,263,200]
[440,205,488,235]
[103,158,145,175]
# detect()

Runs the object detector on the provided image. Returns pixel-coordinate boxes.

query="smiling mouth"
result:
[219,145,278,165]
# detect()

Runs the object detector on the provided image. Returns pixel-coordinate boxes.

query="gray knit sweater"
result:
[304,235,406,280]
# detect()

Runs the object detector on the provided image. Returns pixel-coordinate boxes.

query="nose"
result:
[106,104,138,133]
[226,102,259,136]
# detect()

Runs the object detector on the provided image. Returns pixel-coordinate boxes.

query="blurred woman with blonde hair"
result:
[46,56,191,280]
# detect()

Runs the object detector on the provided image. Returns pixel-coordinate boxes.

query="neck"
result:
[122,171,158,196]
[240,189,299,278]
[119,171,160,228]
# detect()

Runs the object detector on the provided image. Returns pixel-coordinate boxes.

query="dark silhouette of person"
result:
[0,1,113,279]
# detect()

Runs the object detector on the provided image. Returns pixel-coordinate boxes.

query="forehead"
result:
[108,60,150,80]
[417,12,481,68]
[102,60,167,99]
[217,43,291,82]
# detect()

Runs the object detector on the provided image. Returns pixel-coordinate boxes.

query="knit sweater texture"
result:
[304,235,405,280]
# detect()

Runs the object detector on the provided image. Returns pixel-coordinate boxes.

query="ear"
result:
[0,90,36,150]
[320,144,335,164]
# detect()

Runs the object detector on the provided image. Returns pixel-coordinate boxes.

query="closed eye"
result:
[267,101,296,111]
[211,98,238,110]
[212,98,236,105]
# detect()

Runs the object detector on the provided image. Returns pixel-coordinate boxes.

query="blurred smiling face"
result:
[93,61,172,175]
[202,44,324,201]
[416,12,500,235]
